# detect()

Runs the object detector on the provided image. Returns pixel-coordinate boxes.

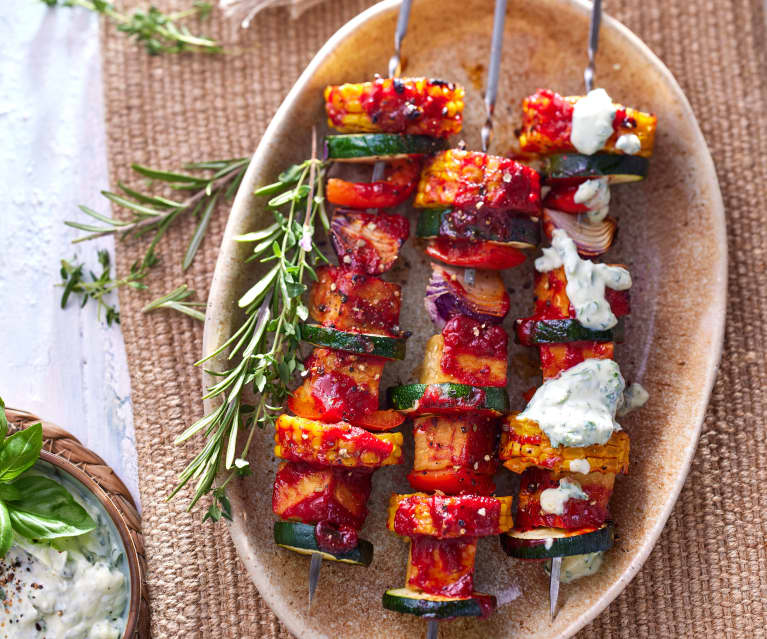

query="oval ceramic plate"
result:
[202,1,726,637]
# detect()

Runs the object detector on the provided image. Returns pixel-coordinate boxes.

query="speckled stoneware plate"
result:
[202,1,726,637]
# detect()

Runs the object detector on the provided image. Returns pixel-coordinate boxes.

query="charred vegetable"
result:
[326,158,421,209]
[518,89,657,157]
[324,77,465,138]
[415,149,541,214]
[274,415,403,468]
[499,414,630,475]
[425,263,510,329]
[330,209,409,275]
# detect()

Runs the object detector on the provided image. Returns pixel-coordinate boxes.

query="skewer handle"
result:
[584,0,602,92]
[481,0,508,153]
[389,0,414,78]
[426,619,439,639]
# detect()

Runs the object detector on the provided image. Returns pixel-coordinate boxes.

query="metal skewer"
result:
[584,0,602,92]
[308,0,414,610]
[481,0,507,154]
[422,7,507,633]
[549,0,602,621]
[549,555,562,621]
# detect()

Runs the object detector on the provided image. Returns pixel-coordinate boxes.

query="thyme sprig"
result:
[60,157,248,319]
[42,0,221,55]
[170,136,329,516]
[59,249,155,325]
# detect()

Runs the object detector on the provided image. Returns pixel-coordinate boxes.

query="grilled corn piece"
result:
[519,89,657,157]
[324,77,464,138]
[275,414,403,468]
[415,149,541,214]
[499,413,629,475]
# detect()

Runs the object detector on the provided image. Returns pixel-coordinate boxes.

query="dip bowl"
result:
[4,409,145,639]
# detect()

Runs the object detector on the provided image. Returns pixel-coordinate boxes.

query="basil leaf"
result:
[0,397,7,443]
[0,501,12,557]
[0,484,20,501]
[0,423,42,482]
[5,475,96,540]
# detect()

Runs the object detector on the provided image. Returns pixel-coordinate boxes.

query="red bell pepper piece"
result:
[326,158,420,209]
[407,468,496,496]
[425,238,527,270]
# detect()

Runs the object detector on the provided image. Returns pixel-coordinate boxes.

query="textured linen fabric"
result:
[101,1,767,636]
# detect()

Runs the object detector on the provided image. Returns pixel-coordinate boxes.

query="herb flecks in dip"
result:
[0,469,127,639]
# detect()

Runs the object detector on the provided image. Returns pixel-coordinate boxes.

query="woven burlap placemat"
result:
[101,1,767,636]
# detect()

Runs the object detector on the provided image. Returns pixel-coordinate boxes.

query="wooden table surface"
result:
[0,1,139,503]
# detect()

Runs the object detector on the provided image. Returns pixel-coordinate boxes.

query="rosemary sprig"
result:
[59,249,155,325]
[143,284,206,322]
[60,157,248,319]
[42,0,221,56]
[170,134,329,517]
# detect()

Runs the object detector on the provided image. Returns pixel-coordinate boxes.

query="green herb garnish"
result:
[0,398,97,557]
[41,0,221,56]
[169,134,329,515]
[60,158,249,322]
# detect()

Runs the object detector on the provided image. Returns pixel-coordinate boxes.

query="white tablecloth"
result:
[0,1,138,503]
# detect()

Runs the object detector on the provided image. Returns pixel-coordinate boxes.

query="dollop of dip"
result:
[615,133,641,155]
[520,358,626,448]
[573,177,611,223]
[618,382,650,415]
[535,229,631,331]
[547,552,605,583]
[539,478,588,515]
[0,472,127,639]
[570,88,616,155]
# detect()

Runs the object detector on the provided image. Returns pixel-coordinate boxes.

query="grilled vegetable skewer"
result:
[383,4,542,632]
[499,229,649,621]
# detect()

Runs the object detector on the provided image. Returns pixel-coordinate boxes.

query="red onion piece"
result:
[542,208,617,258]
[424,263,510,329]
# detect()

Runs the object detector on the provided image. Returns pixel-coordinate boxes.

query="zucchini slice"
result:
[325,134,446,162]
[416,208,540,247]
[516,318,624,345]
[301,324,407,360]
[500,523,614,560]
[382,588,496,619]
[543,153,649,184]
[273,521,374,566]
[388,383,509,416]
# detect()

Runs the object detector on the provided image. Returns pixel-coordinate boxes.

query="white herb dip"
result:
[547,552,605,583]
[570,88,616,155]
[520,358,626,448]
[573,178,611,223]
[618,382,650,416]
[569,458,591,475]
[539,478,588,515]
[535,229,631,331]
[615,133,641,155]
[0,468,128,639]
